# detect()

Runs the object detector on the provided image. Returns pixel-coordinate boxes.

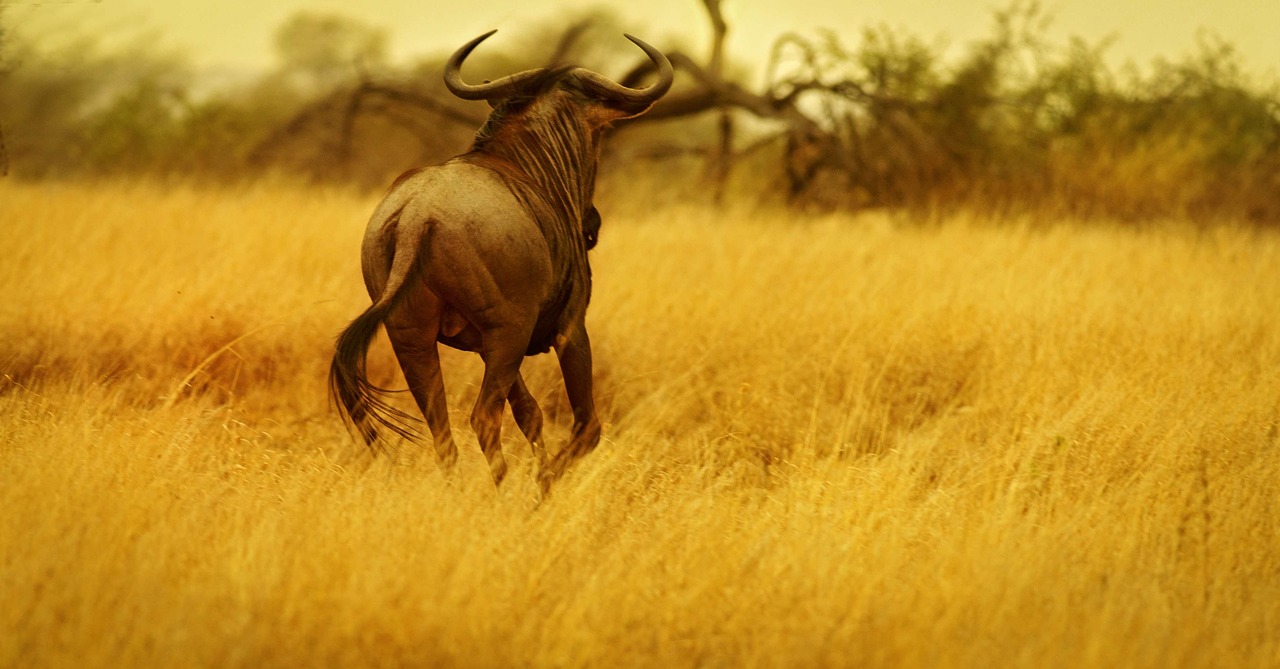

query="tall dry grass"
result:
[1,179,1278,668]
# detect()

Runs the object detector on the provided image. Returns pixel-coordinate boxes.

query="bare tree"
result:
[252,1,955,206]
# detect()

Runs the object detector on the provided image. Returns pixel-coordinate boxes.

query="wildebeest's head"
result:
[445,30,673,129]
[442,30,671,254]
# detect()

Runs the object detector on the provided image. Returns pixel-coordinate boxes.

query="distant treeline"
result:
[2,3,1278,223]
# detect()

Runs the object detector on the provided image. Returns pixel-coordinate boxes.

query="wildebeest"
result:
[328,30,672,490]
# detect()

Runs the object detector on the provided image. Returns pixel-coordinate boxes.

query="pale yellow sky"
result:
[11,0,1280,81]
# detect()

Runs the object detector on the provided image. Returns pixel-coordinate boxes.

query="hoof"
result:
[537,469,555,498]
[488,457,508,486]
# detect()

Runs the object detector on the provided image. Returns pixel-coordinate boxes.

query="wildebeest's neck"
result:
[470,103,598,234]
[465,99,599,325]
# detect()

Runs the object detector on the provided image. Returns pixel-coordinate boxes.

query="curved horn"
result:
[570,34,673,107]
[444,30,550,101]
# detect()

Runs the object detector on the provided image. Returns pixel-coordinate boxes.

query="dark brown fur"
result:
[328,32,670,492]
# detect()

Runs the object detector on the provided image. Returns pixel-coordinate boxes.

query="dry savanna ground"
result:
[1,179,1278,668]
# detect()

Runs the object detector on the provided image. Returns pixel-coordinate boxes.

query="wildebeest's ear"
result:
[583,206,601,250]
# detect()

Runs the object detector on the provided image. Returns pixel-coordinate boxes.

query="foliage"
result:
[763,4,1280,221]
[273,12,388,92]
[1,4,1278,222]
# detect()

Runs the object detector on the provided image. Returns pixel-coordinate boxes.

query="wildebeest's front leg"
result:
[507,373,547,472]
[546,322,601,484]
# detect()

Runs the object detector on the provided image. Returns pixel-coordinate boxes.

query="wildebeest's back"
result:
[362,160,572,353]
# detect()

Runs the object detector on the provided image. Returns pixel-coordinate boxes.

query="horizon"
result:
[9,0,1279,83]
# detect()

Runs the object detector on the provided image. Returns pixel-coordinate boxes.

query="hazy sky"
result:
[12,0,1280,81]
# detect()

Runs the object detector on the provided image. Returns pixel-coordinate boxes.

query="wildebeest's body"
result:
[364,160,576,356]
[329,32,671,490]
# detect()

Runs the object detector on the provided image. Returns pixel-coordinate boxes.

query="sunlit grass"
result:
[2,180,1277,668]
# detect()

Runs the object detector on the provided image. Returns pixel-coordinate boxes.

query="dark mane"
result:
[470,66,574,147]
[466,74,598,319]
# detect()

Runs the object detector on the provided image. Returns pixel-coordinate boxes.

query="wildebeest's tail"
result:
[328,216,424,452]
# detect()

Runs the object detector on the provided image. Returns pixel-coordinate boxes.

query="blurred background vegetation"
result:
[2,1,1278,223]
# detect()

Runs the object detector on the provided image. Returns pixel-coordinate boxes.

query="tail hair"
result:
[328,213,427,453]
[327,302,423,453]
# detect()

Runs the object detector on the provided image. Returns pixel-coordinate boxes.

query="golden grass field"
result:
[1,179,1278,668]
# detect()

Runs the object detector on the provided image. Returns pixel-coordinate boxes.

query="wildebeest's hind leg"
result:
[507,373,547,475]
[384,301,458,471]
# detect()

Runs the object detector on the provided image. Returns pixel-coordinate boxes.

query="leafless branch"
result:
[545,19,593,67]
[250,80,484,169]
